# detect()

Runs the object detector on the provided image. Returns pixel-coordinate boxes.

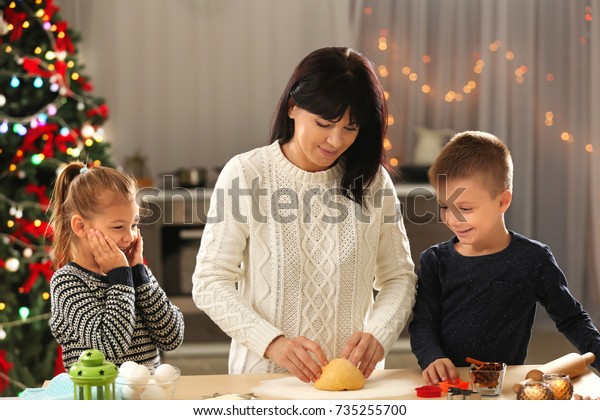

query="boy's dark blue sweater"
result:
[409,231,600,371]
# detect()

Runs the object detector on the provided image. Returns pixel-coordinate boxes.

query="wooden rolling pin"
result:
[512,352,596,393]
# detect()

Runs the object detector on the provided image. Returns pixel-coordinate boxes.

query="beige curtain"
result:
[353,0,600,323]
[591,0,600,322]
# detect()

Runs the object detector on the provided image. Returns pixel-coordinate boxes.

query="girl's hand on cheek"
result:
[127,233,144,266]
[88,228,128,273]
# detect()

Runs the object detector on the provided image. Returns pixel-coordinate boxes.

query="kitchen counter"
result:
[173,365,600,400]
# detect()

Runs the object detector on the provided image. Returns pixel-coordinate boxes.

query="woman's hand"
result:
[125,232,144,267]
[265,336,328,383]
[422,358,459,385]
[88,228,128,273]
[341,332,384,378]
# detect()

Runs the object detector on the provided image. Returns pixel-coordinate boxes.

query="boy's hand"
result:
[422,358,459,385]
[125,232,144,267]
[88,228,128,273]
[342,331,384,379]
[265,335,328,383]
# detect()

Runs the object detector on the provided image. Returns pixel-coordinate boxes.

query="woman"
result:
[192,47,417,383]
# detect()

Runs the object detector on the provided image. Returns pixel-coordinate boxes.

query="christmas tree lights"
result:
[0,0,115,397]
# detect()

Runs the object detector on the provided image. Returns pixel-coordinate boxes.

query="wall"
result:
[56,0,355,179]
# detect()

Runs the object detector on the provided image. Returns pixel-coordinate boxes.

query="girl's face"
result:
[436,176,511,255]
[284,106,359,172]
[84,194,140,255]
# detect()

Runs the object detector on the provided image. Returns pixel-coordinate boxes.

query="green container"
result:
[68,349,119,400]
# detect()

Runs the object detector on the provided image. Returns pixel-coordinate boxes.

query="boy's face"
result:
[435,176,511,251]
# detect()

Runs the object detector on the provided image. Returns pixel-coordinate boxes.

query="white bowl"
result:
[115,366,180,400]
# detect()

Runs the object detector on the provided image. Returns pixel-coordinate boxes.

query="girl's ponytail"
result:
[48,162,87,268]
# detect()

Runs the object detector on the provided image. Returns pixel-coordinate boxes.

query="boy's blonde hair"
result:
[47,162,139,268]
[428,130,513,197]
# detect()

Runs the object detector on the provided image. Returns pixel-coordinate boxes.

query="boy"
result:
[408,130,600,385]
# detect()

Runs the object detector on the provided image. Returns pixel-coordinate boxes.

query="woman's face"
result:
[284,106,359,172]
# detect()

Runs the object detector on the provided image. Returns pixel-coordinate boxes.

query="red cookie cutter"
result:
[415,385,442,398]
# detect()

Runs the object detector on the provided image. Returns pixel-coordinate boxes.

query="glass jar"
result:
[469,362,506,397]
[517,380,554,400]
[542,373,573,400]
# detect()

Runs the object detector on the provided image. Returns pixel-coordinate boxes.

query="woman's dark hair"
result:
[270,47,388,205]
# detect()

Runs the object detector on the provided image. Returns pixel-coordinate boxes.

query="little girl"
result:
[48,162,185,371]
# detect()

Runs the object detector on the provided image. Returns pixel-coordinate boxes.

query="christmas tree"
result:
[0,0,114,397]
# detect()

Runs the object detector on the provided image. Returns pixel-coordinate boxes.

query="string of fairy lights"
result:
[0,1,106,343]
[0,313,51,341]
[362,4,595,168]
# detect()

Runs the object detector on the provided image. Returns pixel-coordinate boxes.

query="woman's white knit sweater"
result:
[192,141,417,374]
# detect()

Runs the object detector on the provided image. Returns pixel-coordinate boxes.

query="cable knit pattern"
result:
[192,141,417,374]
[50,263,185,370]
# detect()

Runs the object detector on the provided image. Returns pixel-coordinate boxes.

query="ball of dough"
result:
[314,358,365,391]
